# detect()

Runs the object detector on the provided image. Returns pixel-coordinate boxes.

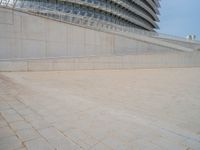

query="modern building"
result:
[1,0,160,31]
[1,0,200,72]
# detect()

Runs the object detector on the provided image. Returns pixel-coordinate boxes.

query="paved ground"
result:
[0,68,200,150]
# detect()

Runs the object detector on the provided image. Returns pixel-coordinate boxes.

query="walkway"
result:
[0,68,200,150]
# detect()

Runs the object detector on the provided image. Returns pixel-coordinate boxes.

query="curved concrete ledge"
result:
[154,37,200,50]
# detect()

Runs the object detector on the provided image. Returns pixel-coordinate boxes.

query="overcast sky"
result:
[158,0,200,39]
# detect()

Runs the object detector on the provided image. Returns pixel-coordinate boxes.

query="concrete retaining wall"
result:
[0,7,194,61]
[156,37,200,50]
[1,7,200,72]
[1,52,200,71]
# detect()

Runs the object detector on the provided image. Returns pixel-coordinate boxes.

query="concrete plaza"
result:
[0,68,200,150]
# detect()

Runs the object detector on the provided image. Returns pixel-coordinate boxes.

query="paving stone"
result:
[1,69,200,150]
[29,120,52,130]
[10,120,32,131]
[11,103,27,111]
[24,138,54,150]
[0,102,10,111]
[47,136,81,150]
[1,109,16,115]
[0,136,23,150]
[64,128,99,149]
[0,126,15,138]
[126,139,164,150]
[16,128,40,141]
[150,138,187,150]
[39,127,64,139]
[7,101,22,107]
[184,139,200,150]
[0,115,4,120]
[101,136,132,150]
[1,109,24,123]
[2,113,24,123]
[15,148,27,150]
[52,121,79,132]
[23,113,43,122]
[89,143,112,150]
[0,120,7,128]
[71,138,91,150]
[0,95,16,102]
[17,108,34,116]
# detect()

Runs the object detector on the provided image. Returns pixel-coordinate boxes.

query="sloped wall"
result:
[0,7,187,60]
[156,37,200,50]
[1,7,200,72]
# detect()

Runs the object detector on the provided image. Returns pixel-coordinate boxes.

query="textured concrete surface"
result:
[0,68,200,150]
[0,7,194,61]
[1,52,200,72]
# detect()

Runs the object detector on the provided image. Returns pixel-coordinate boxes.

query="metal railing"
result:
[0,0,199,44]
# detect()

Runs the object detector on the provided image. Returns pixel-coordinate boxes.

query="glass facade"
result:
[0,0,160,31]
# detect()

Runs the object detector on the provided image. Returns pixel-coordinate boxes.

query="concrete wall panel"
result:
[9,38,22,59]
[22,14,45,34]
[46,20,66,42]
[0,38,22,59]
[0,38,12,59]
[21,40,46,58]
[69,44,85,56]
[85,28,95,45]
[68,25,85,45]
[20,13,45,41]
[0,8,13,24]
[46,42,67,57]
[0,10,21,37]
